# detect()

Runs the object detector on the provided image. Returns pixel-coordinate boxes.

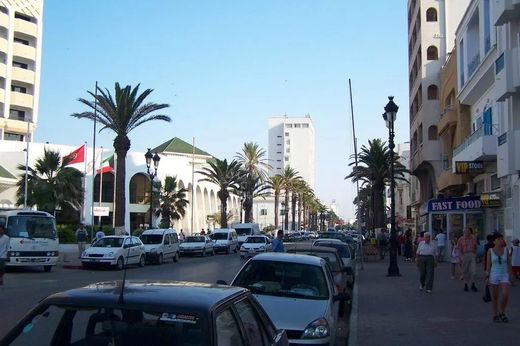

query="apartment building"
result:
[0,0,43,142]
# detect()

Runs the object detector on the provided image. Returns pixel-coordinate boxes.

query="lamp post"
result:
[145,148,160,229]
[383,96,400,277]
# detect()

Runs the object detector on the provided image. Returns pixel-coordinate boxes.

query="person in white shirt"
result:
[0,224,10,285]
[435,230,447,262]
[416,233,438,293]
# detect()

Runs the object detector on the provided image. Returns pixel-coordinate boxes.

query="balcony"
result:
[0,36,7,52]
[495,48,520,101]
[437,169,468,192]
[0,88,5,101]
[452,124,498,169]
[411,140,441,173]
[13,42,36,61]
[493,0,520,25]
[0,62,6,78]
[11,67,35,84]
[10,92,34,109]
[0,11,7,29]
[459,47,496,105]
[14,18,37,38]
[438,106,457,134]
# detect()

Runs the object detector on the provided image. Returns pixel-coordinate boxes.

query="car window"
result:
[186,236,205,242]
[234,299,269,346]
[93,237,124,248]
[9,305,65,346]
[132,237,142,246]
[216,308,244,346]
[172,234,178,243]
[164,235,170,245]
[123,237,131,247]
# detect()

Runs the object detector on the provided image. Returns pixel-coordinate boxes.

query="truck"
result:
[232,223,261,246]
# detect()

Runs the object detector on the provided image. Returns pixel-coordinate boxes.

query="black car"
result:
[1,280,289,346]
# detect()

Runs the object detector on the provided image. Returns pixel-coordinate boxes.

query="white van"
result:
[233,223,261,246]
[139,228,180,264]
[211,228,239,254]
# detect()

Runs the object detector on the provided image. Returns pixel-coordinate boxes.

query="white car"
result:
[81,236,145,270]
[240,235,272,258]
[179,235,215,257]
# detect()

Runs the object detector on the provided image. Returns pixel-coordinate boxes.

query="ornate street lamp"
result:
[145,148,160,228]
[383,96,400,277]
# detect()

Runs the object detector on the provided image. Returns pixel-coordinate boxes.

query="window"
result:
[427,46,438,60]
[284,157,289,161]
[303,123,309,128]
[428,125,438,140]
[276,151,281,154]
[286,148,290,153]
[216,308,244,346]
[260,209,267,216]
[276,135,281,138]
[426,8,437,22]
[427,85,438,100]
[235,299,270,346]
[15,12,33,22]
[11,85,27,93]
[277,143,281,146]
[286,140,290,145]
[276,160,281,162]
[4,132,24,141]
[418,124,423,143]
[9,109,25,120]
[13,61,28,69]
[490,174,500,190]
[285,132,289,136]
[294,123,301,128]
[13,37,29,45]
[286,124,293,128]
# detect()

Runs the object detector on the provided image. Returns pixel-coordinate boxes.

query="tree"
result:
[235,173,270,223]
[210,211,234,226]
[267,175,284,229]
[16,148,84,216]
[280,166,301,230]
[155,176,189,228]
[197,159,242,228]
[71,83,171,231]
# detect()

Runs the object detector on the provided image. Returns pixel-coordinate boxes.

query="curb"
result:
[347,263,360,346]
[61,264,84,269]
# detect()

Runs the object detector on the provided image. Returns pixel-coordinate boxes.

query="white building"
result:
[0,0,43,142]
[0,138,239,235]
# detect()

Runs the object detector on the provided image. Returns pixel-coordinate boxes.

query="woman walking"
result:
[486,232,514,323]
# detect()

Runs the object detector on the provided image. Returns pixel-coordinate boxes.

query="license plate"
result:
[249,249,255,254]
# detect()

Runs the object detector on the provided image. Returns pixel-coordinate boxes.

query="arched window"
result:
[426,8,437,22]
[428,125,438,140]
[129,173,150,204]
[93,172,115,203]
[427,46,438,60]
[427,85,438,100]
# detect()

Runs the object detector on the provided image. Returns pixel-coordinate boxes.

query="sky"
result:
[36,0,410,221]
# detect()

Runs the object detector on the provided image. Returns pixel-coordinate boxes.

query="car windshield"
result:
[212,233,228,240]
[186,236,205,243]
[139,234,163,244]
[315,243,350,259]
[6,215,57,239]
[245,237,265,244]
[5,305,205,346]
[234,260,329,300]
[235,228,252,236]
[93,237,124,248]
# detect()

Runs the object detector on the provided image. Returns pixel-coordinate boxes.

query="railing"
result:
[468,53,481,77]
[495,53,505,74]
[453,124,498,157]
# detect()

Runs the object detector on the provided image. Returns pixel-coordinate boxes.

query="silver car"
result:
[230,253,350,345]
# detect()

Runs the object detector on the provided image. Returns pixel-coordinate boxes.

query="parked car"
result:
[233,223,261,246]
[211,228,239,254]
[227,253,350,345]
[318,231,357,255]
[313,239,355,286]
[240,235,272,258]
[139,228,180,264]
[0,280,289,346]
[81,235,145,270]
[179,235,215,257]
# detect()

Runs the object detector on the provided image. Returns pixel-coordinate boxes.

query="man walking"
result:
[0,224,10,285]
[377,229,389,260]
[75,223,88,257]
[457,227,478,292]
[272,230,285,253]
[434,229,446,262]
[416,233,437,293]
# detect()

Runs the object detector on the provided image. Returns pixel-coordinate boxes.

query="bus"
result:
[0,209,59,272]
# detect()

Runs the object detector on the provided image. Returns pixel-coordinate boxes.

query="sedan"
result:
[81,236,145,270]
[313,239,355,286]
[228,253,350,345]
[240,235,272,258]
[179,235,215,257]
[0,280,289,346]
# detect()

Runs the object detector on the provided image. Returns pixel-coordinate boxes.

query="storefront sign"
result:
[455,161,484,174]
[480,193,502,207]
[427,196,482,212]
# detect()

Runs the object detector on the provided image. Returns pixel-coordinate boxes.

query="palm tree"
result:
[235,173,271,223]
[155,176,189,228]
[353,185,371,230]
[280,166,301,230]
[197,159,242,228]
[16,148,84,216]
[267,175,284,229]
[210,211,234,227]
[235,142,271,180]
[71,83,171,231]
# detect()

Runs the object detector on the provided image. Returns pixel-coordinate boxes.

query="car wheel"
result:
[139,255,145,267]
[173,252,179,262]
[158,253,163,265]
[43,265,52,273]
[116,257,124,270]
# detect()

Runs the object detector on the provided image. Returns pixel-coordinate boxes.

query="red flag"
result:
[64,145,85,165]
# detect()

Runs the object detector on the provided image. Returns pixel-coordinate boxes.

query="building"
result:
[0,0,43,142]
[407,0,471,230]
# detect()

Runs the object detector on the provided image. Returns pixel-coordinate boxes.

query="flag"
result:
[97,154,114,174]
[64,145,85,165]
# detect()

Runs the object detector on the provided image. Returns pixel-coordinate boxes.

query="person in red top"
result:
[457,227,479,292]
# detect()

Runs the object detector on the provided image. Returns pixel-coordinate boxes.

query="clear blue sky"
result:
[37,0,410,221]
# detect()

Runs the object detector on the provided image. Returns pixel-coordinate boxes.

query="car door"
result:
[163,233,172,259]
[233,297,275,346]
[133,237,145,262]
[206,237,213,252]
[122,237,133,263]
[214,307,246,346]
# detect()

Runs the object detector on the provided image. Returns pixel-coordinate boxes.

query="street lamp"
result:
[383,96,400,277]
[145,148,160,229]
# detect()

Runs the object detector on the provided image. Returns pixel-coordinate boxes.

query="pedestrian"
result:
[483,234,495,270]
[486,232,514,323]
[179,229,185,242]
[75,223,88,257]
[450,237,462,280]
[510,238,520,280]
[398,232,405,256]
[200,228,206,235]
[95,226,105,242]
[416,233,437,293]
[377,229,389,260]
[0,224,10,285]
[434,229,446,262]
[457,227,479,292]
[272,230,285,253]
[404,228,413,261]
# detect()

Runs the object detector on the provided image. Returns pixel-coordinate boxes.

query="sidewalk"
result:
[59,244,87,269]
[349,257,520,346]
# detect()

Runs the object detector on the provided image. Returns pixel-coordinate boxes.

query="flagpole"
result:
[191,137,195,235]
[23,121,30,208]
[99,146,103,227]
[90,81,98,240]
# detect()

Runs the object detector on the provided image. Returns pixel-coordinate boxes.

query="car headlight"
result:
[240,246,245,250]
[106,252,114,257]
[81,251,87,257]
[302,318,329,339]
[259,246,265,251]
[150,248,156,253]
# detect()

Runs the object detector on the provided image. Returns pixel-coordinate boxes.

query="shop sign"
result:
[480,193,502,207]
[455,161,484,174]
[427,196,482,212]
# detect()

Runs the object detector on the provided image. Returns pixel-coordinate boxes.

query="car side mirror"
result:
[123,244,131,249]
[333,292,351,302]
[216,280,228,285]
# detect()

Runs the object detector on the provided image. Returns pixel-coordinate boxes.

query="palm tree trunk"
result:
[274,193,279,230]
[297,196,302,230]
[220,197,228,228]
[244,196,253,223]
[284,188,290,230]
[113,135,130,232]
[291,193,297,231]
[373,183,385,229]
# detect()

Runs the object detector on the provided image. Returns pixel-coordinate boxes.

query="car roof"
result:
[103,235,131,239]
[314,238,343,244]
[43,281,249,312]
[141,229,176,235]
[249,252,325,266]
[213,228,235,232]
[285,244,339,254]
